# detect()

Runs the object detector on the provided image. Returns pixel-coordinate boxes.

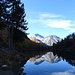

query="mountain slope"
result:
[29,34,61,46]
[42,35,61,46]
[53,33,75,50]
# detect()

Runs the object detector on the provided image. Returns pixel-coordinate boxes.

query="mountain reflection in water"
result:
[0,50,75,75]
[29,52,61,65]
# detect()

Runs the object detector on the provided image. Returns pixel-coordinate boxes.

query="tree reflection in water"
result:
[0,60,27,75]
[0,50,49,75]
[0,49,75,75]
[53,50,75,66]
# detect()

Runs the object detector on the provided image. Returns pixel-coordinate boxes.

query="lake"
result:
[0,50,75,75]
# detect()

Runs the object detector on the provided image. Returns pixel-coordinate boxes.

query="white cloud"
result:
[39,13,64,19]
[43,19,72,29]
[50,68,75,75]
[41,68,75,75]
[51,72,73,75]
[42,71,74,75]
[28,13,75,32]
[51,70,75,75]
[67,27,75,32]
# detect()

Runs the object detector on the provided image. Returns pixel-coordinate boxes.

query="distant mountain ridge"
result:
[35,34,44,38]
[29,34,61,46]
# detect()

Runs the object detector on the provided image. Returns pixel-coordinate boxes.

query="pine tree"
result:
[3,0,28,50]
[0,0,28,50]
[0,0,7,30]
[10,0,28,43]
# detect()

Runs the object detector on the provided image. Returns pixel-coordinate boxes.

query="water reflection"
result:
[53,50,75,66]
[0,60,27,75]
[0,50,75,75]
[29,52,61,65]
[0,50,48,75]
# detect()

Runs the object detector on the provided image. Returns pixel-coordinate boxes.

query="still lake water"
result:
[0,50,75,75]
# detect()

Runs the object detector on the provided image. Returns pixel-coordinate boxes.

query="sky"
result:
[21,0,75,38]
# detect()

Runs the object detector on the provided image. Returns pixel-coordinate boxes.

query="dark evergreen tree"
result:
[0,0,28,50]
[11,0,28,43]
[0,0,7,30]
[0,0,9,46]
[6,0,28,43]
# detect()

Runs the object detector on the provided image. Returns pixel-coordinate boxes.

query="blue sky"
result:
[21,0,75,38]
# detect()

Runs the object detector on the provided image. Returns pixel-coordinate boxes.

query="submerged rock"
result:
[2,65,8,68]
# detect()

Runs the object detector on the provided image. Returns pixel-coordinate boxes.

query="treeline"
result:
[53,33,75,51]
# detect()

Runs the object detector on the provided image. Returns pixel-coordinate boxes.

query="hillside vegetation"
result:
[53,33,75,51]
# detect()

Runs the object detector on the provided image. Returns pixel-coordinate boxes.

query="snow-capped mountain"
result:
[42,35,61,46]
[29,34,61,46]
[29,34,44,43]
[29,52,61,65]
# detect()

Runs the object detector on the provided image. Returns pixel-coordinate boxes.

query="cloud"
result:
[41,68,75,75]
[51,72,73,75]
[28,13,75,32]
[42,71,74,75]
[51,72,74,75]
[51,70,75,75]
[42,19,72,29]
[39,13,64,19]
[51,68,75,75]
